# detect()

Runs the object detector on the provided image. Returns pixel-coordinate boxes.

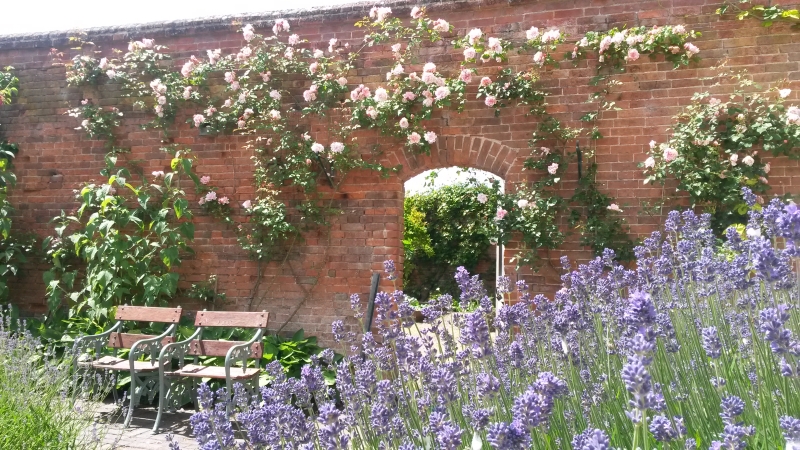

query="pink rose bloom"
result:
[463,47,477,60]
[374,88,389,103]
[242,200,252,209]
[485,95,497,107]
[480,77,492,87]
[410,6,423,19]
[742,155,755,166]
[533,51,544,65]
[729,154,738,166]
[303,89,317,102]
[684,42,699,56]
[424,131,437,144]
[193,114,205,127]
[408,132,421,144]
[432,19,449,33]
[106,69,116,79]
[229,81,240,91]
[607,203,621,212]
[261,72,271,82]
[237,120,246,128]
[541,147,550,155]
[242,24,255,41]
[330,142,345,153]
[391,64,404,76]
[269,110,281,120]
[541,29,561,43]
[547,163,559,175]
[409,72,420,82]
[337,77,348,86]
[142,38,154,48]
[627,48,640,61]
[477,193,488,204]
[780,89,792,99]
[183,87,192,99]
[152,171,165,178]
[288,34,300,45]
[644,157,655,168]
[663,147,678,162]
[223,99,232,108]
[391,43,402,53]
[435,86,450,100]
[526,27,540,40]
[205,107,216,116]
[270,90,281,101]
[403,91,416,102]
[205,191,217,202]
[328,38,338,53]
[309,62,319,74]
[311,143,325,153]
[517,199,528,208]
[98,58,108,69]
[487,37,502,53]
[218,196,230,205]
[399,117,409,128]
[673,25,686,34]
[459,69,472,83]
[764,162,771,173]
[200,176,211,185]
[496,208,507,220]
[423,98,433,107]
[224,72,236,83]
[468,28,482,45]
[273,19,290,35]
[198,197,206,205]
[366,106,378,119]
[423,62,437,73]
[649,140,657,149]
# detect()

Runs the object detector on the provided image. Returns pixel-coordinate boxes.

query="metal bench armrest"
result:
[72,321,122,363]
[224,329,264,376]
[158,327,202,369]
[128,323,178,370]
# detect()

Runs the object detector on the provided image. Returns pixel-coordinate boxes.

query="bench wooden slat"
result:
[194,311,269,329]
[107,333,175,349]
[187,340,263,359]
[115,306,182,323]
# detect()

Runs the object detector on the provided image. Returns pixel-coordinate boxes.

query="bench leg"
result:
[152,376,171,433]
[123,373,137,428]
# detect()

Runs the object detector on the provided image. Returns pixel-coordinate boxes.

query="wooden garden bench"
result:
[153,310,269,432]
[72,305,182,428]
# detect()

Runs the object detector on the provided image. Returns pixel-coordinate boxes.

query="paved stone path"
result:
[97,402,197,450]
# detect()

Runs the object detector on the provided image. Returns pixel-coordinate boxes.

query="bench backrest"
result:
[115,306,182,324]
[194,310,269,329]
[187,340,263,359]
[188,310,269,359]
[107,333,175,349]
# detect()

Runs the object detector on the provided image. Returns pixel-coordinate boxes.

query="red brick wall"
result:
[1,0,799,344]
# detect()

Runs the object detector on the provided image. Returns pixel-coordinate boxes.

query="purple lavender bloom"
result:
[317,403,349,450]
[758,305,795,355]
[459,311,492,358]
[429,411,463,450]
[711,423,754,450]
[624,291,657,331]
[467,407,492,430]
[476,372,501,398]
[702,327,723,359]
[497,276,511,295]
[780,416,800,441]
[486,421,530,449]
[384,259,397,281]
[720,396,745,424]
[533,372,568,398]
[742,187,757,207]
[649,415,678,442]
[572,428,611,449]
[512,388,552,429]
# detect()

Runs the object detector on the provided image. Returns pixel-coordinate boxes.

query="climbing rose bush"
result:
[185,187,800,449]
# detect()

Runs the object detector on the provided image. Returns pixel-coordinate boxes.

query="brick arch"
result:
[394,135,524,185]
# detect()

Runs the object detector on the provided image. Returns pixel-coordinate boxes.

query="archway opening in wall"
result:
[402,167,505,309]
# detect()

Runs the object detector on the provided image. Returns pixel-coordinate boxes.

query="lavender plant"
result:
[0,307,114,448]
[185,187,800,449]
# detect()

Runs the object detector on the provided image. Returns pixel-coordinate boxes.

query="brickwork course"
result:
[1,0,799,345]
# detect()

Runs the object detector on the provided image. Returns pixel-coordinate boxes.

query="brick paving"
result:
[97,402,197,450]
